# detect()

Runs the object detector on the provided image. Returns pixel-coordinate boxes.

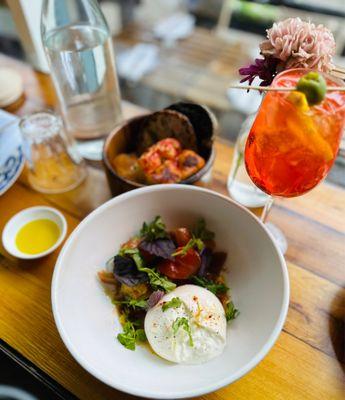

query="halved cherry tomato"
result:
[170,227,192,247]
[158,248,201,279]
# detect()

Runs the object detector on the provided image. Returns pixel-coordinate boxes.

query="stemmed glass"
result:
[244,68,345,253]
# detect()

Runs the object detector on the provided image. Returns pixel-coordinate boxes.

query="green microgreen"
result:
[192,276,229,295]
[225,301,239,322]
[119,248,176,292]
[192,218,215,241]
[140,216,168,241]
[172,238,204,257]
[172,317,193,347]
[113,298,148,310]
[162,297,182,312]
[117,321,147,351]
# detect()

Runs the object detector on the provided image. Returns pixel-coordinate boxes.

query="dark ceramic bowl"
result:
[103,114,215,197]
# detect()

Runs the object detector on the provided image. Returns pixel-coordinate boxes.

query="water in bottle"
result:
[42,0,122,140]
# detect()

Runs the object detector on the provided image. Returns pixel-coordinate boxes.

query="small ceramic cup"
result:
[2,206,67,259]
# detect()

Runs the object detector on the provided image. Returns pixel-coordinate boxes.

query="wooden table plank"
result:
[115,24,252,111]
[0,53,344,400]
[285,262,344,361]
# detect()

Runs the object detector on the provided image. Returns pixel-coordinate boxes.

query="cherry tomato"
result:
[170,228,192,246]
[158,248,201,279]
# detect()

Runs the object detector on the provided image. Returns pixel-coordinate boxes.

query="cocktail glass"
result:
[244,68,345,253]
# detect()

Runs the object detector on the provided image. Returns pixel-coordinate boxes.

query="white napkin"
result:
[117,43,159,82]
[153,13,195,43]
[227,79,262,115]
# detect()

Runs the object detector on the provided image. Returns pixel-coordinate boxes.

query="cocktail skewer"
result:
[228,85,345,92]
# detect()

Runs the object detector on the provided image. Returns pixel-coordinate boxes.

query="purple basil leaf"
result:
[197,247,212,277]
[113,255,148,287]
[139,239,176,260]
[147,290,165,309]
[209,252,227,276]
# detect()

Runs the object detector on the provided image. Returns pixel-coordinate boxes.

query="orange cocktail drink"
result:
[244,69,345,197]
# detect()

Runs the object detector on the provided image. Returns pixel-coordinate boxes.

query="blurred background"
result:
[1,0,344,185]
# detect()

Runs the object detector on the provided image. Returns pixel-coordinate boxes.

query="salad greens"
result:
[113,298,148,310]
[192,276,229,295]
[113,254,148,286]
[139,239,176,260]
[225,301,239,322]
[162,297,182,312]
[172,317,193,347]
[98,215,239,352]
[140,216,168,241]
[172,237,204,257]
[192,218,215,241]
[120,248,176,292]
[117,321,147,351]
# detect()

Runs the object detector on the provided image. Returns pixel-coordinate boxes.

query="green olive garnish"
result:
[296,72,326,106]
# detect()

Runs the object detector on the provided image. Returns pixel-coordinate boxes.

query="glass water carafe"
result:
[41,0,123,140]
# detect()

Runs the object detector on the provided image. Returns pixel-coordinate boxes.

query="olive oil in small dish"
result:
[2,206,67,259]
[16,219,61,255]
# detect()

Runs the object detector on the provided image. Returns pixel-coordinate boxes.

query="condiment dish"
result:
[2,206,67,259]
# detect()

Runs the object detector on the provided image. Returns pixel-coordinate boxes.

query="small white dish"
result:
[52,185,289,399]
[2,206,67,259]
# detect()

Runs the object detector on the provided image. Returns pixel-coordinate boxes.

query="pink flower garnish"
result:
[260,18,335,72]
[239,17,336,87]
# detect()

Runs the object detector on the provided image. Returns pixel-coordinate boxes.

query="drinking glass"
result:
[20,111,87,193]
[227,113,269,208]
[244,68,345,253]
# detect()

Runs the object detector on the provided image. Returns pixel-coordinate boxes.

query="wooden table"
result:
[0,54,344,400]
[115,24,255,112]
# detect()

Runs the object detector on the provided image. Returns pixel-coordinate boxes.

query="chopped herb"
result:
[172,238,204,257]
[162,297,182,312]
[114,298,148,309]
[120,248,176,292]
[143,268,176,292]
[172,317,193,347]
[117,322,135,350]
[117,321,147,351]
[135,328,147,342]
[140,216,168,241]
[118,247,138,257]
[225,301,239,322]
[192,218,215,241]
[192,276,229,295]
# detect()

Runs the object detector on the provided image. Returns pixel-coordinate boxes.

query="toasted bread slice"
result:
[137,109,197,154]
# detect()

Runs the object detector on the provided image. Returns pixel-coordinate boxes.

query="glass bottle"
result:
[41,0,123,141]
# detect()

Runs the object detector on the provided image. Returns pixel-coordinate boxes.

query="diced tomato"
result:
[170,227,192,246]
[158,248,201,279]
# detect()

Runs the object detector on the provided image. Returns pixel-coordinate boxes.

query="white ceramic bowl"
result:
[2,206,67,259]
[52,185,289,399]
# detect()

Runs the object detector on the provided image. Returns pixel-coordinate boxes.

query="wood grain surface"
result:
[0,54,344,400]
